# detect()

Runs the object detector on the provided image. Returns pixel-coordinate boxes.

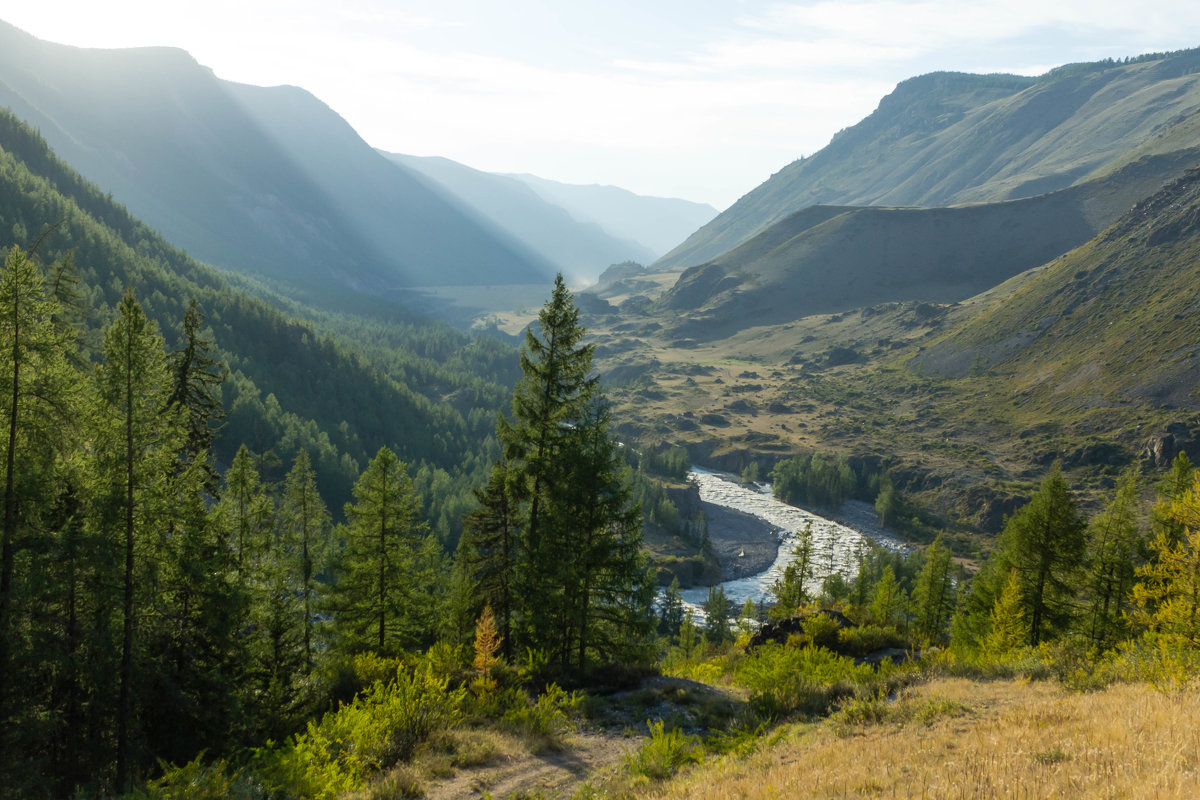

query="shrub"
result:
[836,624,907,656]
[625,720,703,780]
[264,665,467,799]
[735,643,874,719]
[502,683,580,749]
[135,757,261,800]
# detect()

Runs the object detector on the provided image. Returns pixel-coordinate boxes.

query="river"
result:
[677,468,907,614]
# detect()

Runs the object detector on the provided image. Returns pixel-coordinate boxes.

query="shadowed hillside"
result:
[658,150,1197,339]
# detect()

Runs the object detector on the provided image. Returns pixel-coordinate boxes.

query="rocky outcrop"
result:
[1142,421,1200,468]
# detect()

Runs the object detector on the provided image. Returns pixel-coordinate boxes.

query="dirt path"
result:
[424,730,636,800]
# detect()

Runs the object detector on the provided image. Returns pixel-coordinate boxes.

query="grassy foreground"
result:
[640,677,1200,799]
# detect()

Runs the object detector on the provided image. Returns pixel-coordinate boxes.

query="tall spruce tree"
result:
[0,246,81,790]
[93,290,183,790]
[482,274,652,669]
[278,449,331,670]
[994,464,1086,646]
[333,446,430,655]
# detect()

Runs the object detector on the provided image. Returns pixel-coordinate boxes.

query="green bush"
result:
[836,624,907,656]
[262,665,466,799]
[502,683,580,748]
[134,757,262,800]
[625,720,703,780]
[734,643,874,719]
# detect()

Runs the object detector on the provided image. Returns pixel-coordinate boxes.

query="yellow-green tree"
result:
[1132,472,1200,650]
[985,569,1027,655]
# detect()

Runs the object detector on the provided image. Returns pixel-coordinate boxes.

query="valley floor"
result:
[649,677,1200,799]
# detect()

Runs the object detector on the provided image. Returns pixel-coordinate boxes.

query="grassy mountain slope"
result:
[587,160,1200,538]
[659,49,1200,269]
[510,172,719,257]
[0,107,518,510]
[0,20,552,293]
[914,164,1200,411]
[657,150,1197,339]
[384,151,656,283]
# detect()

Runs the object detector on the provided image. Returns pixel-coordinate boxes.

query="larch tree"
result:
[912,534,955,643]
[333,446,429,655]
[1085,469,1143,650]
[213,445,275,576]
[0,246,80,779]
[994,464,1086,646]
[770,521,814,619]
[93,290,183,790]
[1132,471,1200,651]
[167,300,226,496]
[277,448,331,671]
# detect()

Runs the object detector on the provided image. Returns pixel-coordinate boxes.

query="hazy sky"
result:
[7,1,1200,208]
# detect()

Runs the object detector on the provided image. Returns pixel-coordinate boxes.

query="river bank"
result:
[678,469,907,611]
[701,501,780,581]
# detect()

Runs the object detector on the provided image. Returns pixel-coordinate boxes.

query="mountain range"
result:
[0,20,566,296]
[659,52,1200,271]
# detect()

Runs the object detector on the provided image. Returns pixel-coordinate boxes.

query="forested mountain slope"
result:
[658,149,1198,338]
[659,49,1200,269]
[0,20,553,294]
[0,107,518,512]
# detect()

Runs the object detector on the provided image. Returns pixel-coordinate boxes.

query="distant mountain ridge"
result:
[659,49,1200,269]
[506,173,719,258]
[383,152,658,283]
[0,19,554,294]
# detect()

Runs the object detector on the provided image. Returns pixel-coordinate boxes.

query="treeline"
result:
[0,259,654,797]
[770,452,860,510]
[695,454,1200,674]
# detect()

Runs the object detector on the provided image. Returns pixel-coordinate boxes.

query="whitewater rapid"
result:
[677,468,906,613]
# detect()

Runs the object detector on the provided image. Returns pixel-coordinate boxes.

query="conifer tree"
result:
[704,585,732,642]
[985,569,1027,655]
[483,274,653,668]
[499,275,597,653]
[457,461,520,660]
[871,565,904,626]
[0,246,78,751]
[278,449,331,670]
[1085,469,1143,650]
[213,445,275,576]
[770,522,814,619]
[167,300,226,496]
[660,576,685,637]
[333,446,428,655]
[93,290,183,790]
[912,534,955,642]
[1132,471,1200,650]
[994,464,1086,645]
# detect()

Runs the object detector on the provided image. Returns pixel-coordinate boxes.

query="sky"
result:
[6,1,1200,209]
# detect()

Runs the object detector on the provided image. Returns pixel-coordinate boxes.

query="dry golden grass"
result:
[649,678,1200,799]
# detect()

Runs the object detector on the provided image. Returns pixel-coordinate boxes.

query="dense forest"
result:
[0,248,654,796]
